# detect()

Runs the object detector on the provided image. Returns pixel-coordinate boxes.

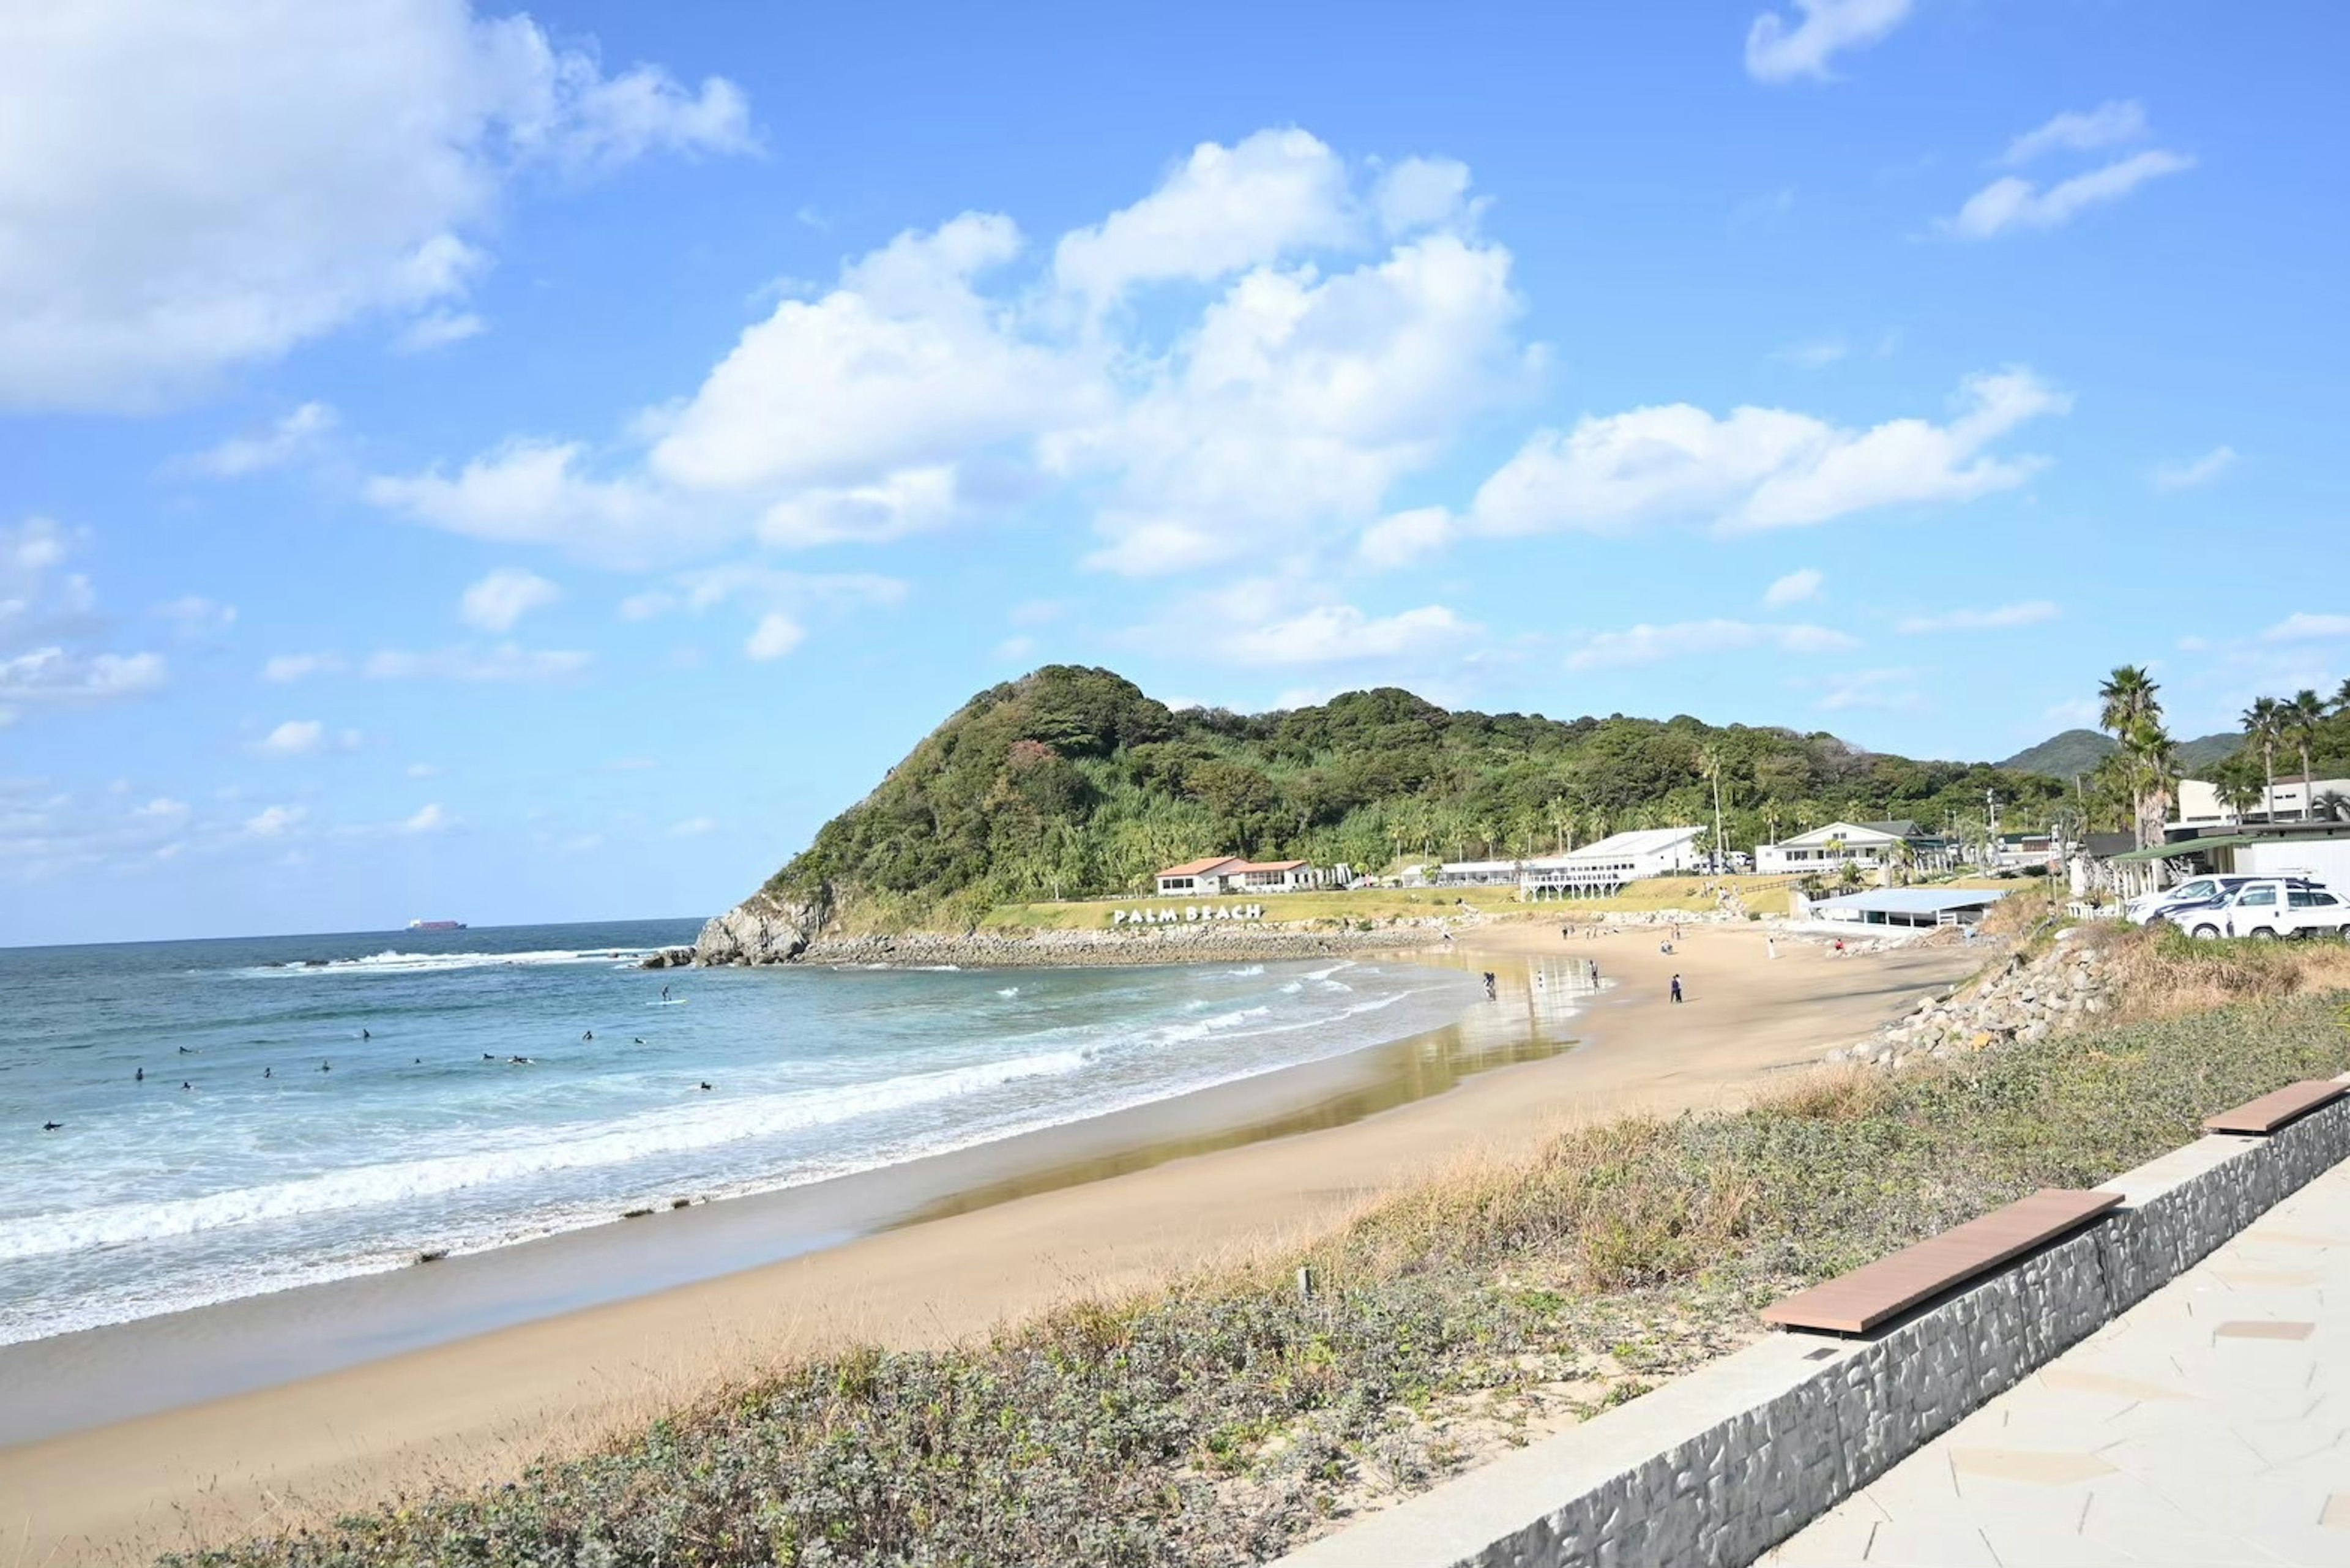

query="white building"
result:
[1754,819,1949,875]
[1154,857,1336,897]
[1519,827,1706,899]
[1430,858,1523,888]
[2176,775,2350,827]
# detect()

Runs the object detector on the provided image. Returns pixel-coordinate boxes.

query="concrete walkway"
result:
[1766,1157,2350,1566]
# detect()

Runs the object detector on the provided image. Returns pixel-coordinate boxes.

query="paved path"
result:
[1766,1158,2350,1566]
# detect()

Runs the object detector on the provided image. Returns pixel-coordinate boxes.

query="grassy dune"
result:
[175,929,2350,1568]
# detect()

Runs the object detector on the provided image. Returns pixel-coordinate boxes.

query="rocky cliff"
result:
[692,888,834,966]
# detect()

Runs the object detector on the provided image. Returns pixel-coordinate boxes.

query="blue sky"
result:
[4,0,2346,943]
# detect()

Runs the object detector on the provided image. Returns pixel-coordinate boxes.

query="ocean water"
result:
[0,921,1488,1345]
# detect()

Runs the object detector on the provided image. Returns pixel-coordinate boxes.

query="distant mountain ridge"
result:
[1999,728,2242,780]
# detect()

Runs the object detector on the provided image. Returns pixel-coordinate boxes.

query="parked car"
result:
[2174,879,2350,941]
[2127,874,2275,925]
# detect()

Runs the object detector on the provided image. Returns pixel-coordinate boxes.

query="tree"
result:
[2098,666,2163,846]
[2125,719,2180,868]
[1693,744,1727,870]
[2241,696,2284,821]
[2285,689,2326,818]
[1836,859,1865,893]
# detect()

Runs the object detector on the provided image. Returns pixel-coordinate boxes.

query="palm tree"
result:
[2285,689,2326,818]
[2098,666,2163,845]
[1693,745,1728,870]
[2335,678,2350,716]
[2214,769,2264,821]
[2241,696,2284,821]
[2126,719,2180,864]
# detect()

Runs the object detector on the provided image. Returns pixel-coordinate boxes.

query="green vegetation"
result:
[1997,727,2242,783]
[176,944,2350,1568]
[768,665,2084,927]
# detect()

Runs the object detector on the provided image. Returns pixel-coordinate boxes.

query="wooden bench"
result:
[2203,1080,2347,1136]
[1762,1189,2122,1335]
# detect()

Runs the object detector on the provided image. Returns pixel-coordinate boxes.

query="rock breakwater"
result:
[1826,926,2113,1071]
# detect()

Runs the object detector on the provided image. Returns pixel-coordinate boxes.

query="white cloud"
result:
[1895,600,2059,634]
[1816,666,1923,712]
[0,2,753,411]
[2043,698,2101,726]
[996,634,1037,662]
[2262,613,2350,643]
[406,762,444,779]
[2152,445,2236,491]
[365,439,686,566]
[394,310,487,354]
[1565,619,1859,671]
[668,815,719,837]
[132,796,189,820]
[401,803,449,834]
[261,651,346,682]
[651,215,1087,495]
[243,804,305,838]
[256,719,326,756]
[758,465,963,548]
[1064,228,1531,575]
[743,613,805,661]
[154,595,239,635]
[619,565,905,663]
[1052,129,1356,303]
[1222,603,1475,666]
[2001,102,2149,167]
[188,403,338,477]
[1942,151,2193,240]
[1745,0,1913,84]
[1357,507,1455,570]
[364,644,591,681]
[1469,368,2065,537]
[369,130,1534,583]
[0,647,167,701]
[1774,335,1849,369]
[1764,567,1824,607]
[458,567,561,632]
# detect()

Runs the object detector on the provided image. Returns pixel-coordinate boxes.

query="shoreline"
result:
[0,925,1984,1564]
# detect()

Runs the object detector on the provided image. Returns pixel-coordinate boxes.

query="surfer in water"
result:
[661,984,671,1002]
[362,1028,371,1040]
[263,1067,272,1078]
[42,1121,62,1132]
[699,1081,712,1091]
[582,1029,594,1042]
[135,1067,143,1083]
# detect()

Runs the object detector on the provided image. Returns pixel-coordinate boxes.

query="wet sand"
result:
[0,924,1979,1563]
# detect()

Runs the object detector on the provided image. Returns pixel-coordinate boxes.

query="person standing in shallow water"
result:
[1669,973,1684,1004]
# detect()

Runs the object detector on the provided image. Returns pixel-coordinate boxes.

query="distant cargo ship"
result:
[406,919,468,932]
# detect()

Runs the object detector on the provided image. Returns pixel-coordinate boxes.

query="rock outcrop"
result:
[1824,926,2113,1072]
[693,887,833,966]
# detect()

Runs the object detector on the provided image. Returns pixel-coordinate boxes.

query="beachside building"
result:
[1152,857,1341,896]
[1430,858,1523,888]
[1519,826,1706,899]
[1753,819,1950,875]
[1800,887,2010,928]
[2176,775,2350,827]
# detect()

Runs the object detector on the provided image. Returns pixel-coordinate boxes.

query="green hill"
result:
[760,666,2079,926]
[1999,728,2244,781]
[1997,729,2116,780]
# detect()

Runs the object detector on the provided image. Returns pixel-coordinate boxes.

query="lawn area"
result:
[978,875,1800,930]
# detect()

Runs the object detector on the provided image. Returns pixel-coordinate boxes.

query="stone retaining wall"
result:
[1271,1077,2350,1568]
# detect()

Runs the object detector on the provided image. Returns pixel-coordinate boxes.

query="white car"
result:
[2127,874,2266,925]
[2177,879,2350,941]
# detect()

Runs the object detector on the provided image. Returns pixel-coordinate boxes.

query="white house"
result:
[1519,826,1706,899]
[1754,819,1947,875]
[1154,857,1337,897]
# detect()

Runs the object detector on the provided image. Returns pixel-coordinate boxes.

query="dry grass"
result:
[2101,922,2350,1020]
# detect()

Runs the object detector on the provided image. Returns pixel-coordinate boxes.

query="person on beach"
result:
[1669,973,1684,1004]
[1482,971,1496,998]
[1766,936,1777,960]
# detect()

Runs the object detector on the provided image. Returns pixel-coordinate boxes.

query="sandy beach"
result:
[0,922,1982,1564]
